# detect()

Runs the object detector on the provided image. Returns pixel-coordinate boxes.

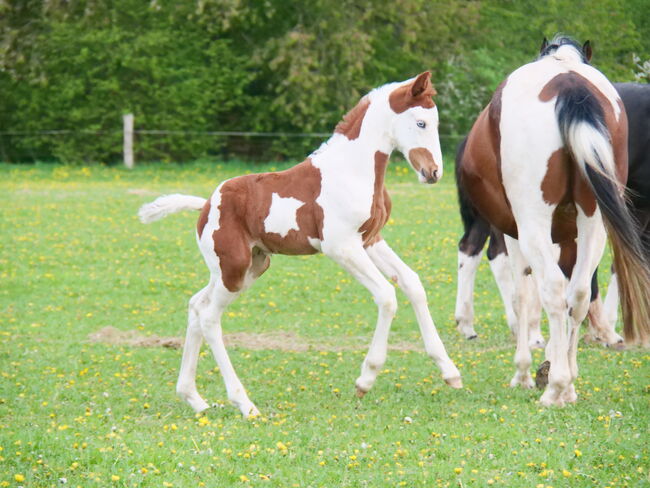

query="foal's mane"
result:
[334,96,371,140]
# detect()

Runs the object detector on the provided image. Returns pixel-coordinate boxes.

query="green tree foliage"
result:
[0,0,648,163]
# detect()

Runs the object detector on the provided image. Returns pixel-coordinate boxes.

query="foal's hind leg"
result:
[199,280,260,417]
[176,284,213,413]
[367,239,461,387]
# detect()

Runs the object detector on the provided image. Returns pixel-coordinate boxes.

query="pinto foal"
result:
[457,37,650,406]
[140,72,462,417]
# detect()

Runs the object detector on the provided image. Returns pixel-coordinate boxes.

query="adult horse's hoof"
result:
[355,386,367,398]
[444,377,463,389]
[534,360,550,390]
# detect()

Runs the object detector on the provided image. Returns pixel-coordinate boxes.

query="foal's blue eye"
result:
[417,120,426,129]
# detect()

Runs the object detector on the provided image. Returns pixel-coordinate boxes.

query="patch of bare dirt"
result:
[87,326,425,352]
[88,326,182,349]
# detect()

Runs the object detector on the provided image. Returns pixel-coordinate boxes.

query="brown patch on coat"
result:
[211,159,324,292]
[389,72,436,114]
[197,198,211,238]
[541,149,569,205]
[459,79,518,239]
[557,240,577,278]
[335,97,370,140]
[359,151,392,247]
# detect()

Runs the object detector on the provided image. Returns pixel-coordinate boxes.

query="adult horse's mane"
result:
[538,34,591,63]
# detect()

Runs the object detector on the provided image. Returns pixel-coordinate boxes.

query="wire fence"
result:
[0,128,466,164]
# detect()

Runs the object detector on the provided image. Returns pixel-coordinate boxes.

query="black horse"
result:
[453,82,650,346]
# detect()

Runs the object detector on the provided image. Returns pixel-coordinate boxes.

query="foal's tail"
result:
[138,194,207,224]
[557,85,650,345]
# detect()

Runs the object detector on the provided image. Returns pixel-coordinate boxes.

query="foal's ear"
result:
[582,40,592,62]
[411,71,432,97]
[540,37,549,54]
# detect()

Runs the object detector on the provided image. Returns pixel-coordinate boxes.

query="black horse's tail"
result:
[556,81,650,345]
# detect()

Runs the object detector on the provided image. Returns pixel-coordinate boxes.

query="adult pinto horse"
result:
[139,72,462,417]
[455,82,650,348]
[456,36,650,406]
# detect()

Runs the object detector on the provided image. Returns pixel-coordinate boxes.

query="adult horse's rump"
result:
[457,36,650,406]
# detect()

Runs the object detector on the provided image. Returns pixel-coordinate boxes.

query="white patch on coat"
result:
[264,193,305,237]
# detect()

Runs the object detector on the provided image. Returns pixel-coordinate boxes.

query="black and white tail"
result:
[138,194,207,224]
[556,84,650,345]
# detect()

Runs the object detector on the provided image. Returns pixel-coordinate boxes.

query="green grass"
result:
[0,160,648,488]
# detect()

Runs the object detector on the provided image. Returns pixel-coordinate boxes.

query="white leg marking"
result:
[603,272,619,331]
[563,209,608,403]
[586,295,624,347]
[504,237,534,389]
[177,285,212,413]
[200,281,260,418]
[526,281,545,349]
[455,250,483,339]
[368,240,461,386]
[263,192,305,237]
[324,242,399,396]
[488,252,518,337]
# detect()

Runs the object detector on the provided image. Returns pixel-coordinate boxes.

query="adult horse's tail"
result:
[138,194,207,223]
[556,83,650,345]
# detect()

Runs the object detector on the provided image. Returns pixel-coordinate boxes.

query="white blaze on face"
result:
[264,192,305,237]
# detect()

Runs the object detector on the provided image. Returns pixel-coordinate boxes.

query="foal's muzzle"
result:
[409,147,440,184]
[420,167,439,184]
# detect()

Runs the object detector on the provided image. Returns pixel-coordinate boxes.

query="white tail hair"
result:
[138,194,207,224]
[565,121,618,185]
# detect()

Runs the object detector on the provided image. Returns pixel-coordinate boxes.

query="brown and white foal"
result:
[139,72,462,417]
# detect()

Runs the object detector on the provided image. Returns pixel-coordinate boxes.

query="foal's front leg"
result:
[366,239,461,387]
[324,242,400,396]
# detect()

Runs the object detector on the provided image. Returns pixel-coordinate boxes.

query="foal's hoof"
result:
[467,334,478,341]
[444,377,463,389]
[243,405,261,419]
[355,386,367,398]
[534,360,550,390]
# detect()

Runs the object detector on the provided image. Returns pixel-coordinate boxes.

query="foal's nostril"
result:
[433,169,439,180]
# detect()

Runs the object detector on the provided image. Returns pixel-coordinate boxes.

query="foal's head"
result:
[385,72,443,184]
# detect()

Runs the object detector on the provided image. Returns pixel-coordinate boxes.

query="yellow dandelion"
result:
[14,474,25,483]
[111,475,120,481]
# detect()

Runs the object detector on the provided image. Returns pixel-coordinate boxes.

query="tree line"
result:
[1,0,648,163]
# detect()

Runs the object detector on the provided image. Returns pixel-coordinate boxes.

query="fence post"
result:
[123,113,134,169]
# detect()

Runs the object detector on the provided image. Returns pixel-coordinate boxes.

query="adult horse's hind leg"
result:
[455,219,489,339]
[486,230,544,348]
[504,236,534,388]
[563,209,608,403]
[367,239,462,387]
[486,230,517,337]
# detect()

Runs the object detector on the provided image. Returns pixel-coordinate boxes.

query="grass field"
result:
[1,160,648,488]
